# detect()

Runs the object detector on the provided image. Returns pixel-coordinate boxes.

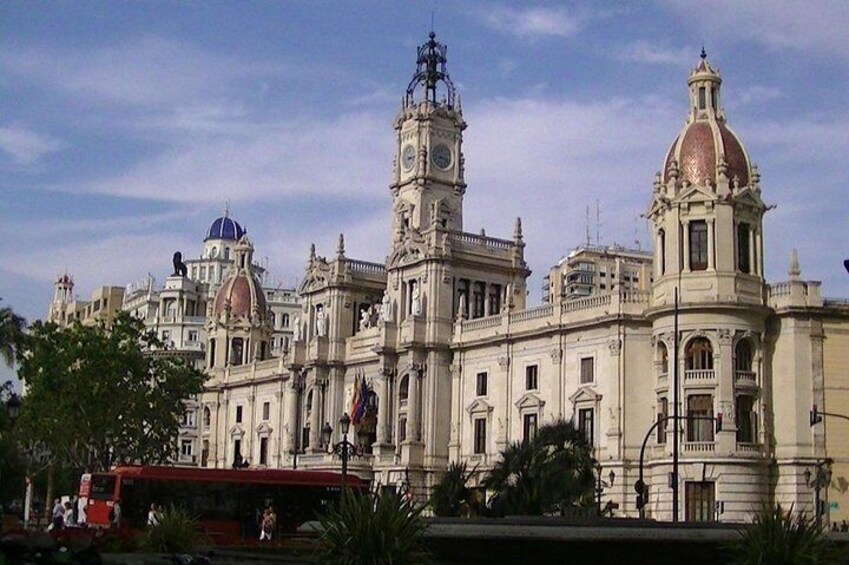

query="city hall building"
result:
[49,35,849,523]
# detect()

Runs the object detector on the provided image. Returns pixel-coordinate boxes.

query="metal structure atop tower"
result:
[405,32,455,108]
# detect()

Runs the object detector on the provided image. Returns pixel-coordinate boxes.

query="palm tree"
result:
[485,419,594,516]
[0,302,26,367]
[430,461,477,517]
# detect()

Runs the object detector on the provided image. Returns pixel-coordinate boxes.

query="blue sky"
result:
[2,1,849,383]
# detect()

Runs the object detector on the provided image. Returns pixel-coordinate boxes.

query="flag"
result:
[349,376,360,419]
[354,376,369,424]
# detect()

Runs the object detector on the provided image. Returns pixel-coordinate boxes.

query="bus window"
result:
[89,475,117,500]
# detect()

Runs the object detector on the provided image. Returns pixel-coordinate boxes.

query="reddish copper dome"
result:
[663,121,749,187]
[214,273,266,319]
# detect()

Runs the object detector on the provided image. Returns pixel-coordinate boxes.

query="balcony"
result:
[683,441,715,453]
[684,369,715,381]
[736,443,762,454]
[735,371,757,386]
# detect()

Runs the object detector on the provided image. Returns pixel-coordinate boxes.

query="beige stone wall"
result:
[824,317,849,523]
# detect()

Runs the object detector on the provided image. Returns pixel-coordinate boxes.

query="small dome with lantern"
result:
[662,50,752,189]
[213,236,267,321]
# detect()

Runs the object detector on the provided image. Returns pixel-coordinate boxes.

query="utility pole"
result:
[672,287,680,523]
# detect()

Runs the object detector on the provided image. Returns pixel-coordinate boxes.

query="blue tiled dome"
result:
[205,216,246,241]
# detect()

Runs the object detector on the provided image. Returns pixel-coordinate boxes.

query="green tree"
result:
[316,489,429,564]
[728,505,838,564]
[15,312,206,474]
[430,461,476,517]
[484,419,594,516]
[0,301,26,367]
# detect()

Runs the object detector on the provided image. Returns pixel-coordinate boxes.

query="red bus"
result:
[79,465,368,539]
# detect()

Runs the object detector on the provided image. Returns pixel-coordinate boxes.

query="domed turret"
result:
[213,236,266,321]
[205,215,246,242]
[661,50,752,190]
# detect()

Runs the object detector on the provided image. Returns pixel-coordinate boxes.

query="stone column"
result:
[309,380,321,451]
[407,365,421,442]
[707,219,715,271]
[750,227,758,276]
[284,375,299,456]
[376,372,390,445]
[682,221,691,272]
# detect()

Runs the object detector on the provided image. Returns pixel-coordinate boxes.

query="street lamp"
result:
[805,460,833,528]
[593,463,615,516]
[6,394,21,424]
[322,413,369,489]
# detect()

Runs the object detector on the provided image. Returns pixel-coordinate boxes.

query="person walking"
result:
[63,501,75,528]
[147,503,161,528]
[51,498,65,530]
[259,507,276,541]
[110,499,122,529]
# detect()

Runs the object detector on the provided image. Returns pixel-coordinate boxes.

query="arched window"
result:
[685,337,713,371]
[203,407,211,428]
[282,313,290,328]
[399,375,409,403]
[735,340,753,372]
[658,342,669,375]
[268,312,276,328]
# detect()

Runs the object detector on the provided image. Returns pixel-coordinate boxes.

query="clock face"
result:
[402,145,416,171]
[431,144,452,170]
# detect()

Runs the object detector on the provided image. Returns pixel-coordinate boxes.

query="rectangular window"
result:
[488,284,501,315]
[698,87,706,110]
[302,426,310,449]
[262,401,270,421]
[182,411,195,427]
[687,395,714,442]
[259,437,268,466]
[476,372,488,396]
[473,282,486,319]
[523,413,538,444]
[578,408,594,446]
[525,365,539,390]
[181,440,193,457]
[235,405,243,424]
[162,330,171,342]
[473,418,487,454]
[689,221,708,271]
[580,357,594,384]
[736,395,757,443]
[188,330,198,342]
[737,223,751,273]
[686,481,715,523]
[657,397,668,444]
[399,417,407,443]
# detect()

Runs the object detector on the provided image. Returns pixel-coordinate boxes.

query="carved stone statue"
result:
[411,284,421,316]
[379,291,393,323]
[316,307,326,337]
[359,307,371,331]
[292,316,301,342]
[172,251,188,277]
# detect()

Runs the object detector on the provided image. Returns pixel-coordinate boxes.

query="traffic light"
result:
[810,405,823,426]
[636,494,645,510]
[634,479,648,510]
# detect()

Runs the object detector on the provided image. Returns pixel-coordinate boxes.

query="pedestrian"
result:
[110,499,122,529]
[63,501,75,528]
[259,507,276,541]
[147,503,161,528]
[51,498,65,530]
[71,495,80,525]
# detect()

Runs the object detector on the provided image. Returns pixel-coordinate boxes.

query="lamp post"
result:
[322,413,368,489]
[593,462,615,516]
[804,460,832,529]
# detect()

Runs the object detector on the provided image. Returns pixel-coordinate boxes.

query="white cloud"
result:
[478,6,584,39]
[661,0,849,58]
[0,37,286,109]
[613,41,691,65]
[0,124,64,165]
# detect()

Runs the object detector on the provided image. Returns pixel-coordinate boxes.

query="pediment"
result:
[678,184,717,203]
[255,422,273,435]
[228,424,245,437]
[299,264,330,294]
[731,188,765,210]
[515,392,545,410]
[466,398,494,415]
[568,386,602,404]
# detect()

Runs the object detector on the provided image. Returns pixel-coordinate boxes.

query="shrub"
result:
[141,505,205,553]
[728,505,837,564]
[315,489,429,564]
[430,461,476,517]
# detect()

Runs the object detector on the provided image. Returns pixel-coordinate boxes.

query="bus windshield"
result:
[89,475,117,500]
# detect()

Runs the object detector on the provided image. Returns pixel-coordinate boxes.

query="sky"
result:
[2,1,849,384]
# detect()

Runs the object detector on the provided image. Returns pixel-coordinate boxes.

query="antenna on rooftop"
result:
[584,205,591,246]
[595,199,603,247]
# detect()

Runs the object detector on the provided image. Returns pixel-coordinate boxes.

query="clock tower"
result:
[390,32,466,243]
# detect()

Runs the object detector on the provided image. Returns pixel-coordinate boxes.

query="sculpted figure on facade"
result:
[292,315,301,342]
[316,306,326,337]
[411,284,422,316]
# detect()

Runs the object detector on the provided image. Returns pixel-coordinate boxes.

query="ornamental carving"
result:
[608,338,622,355]
[718,329,732,345]
[498,356,510,370]
[550,348,563,365]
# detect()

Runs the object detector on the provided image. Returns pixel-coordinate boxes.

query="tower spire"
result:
[405,32,456,108]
